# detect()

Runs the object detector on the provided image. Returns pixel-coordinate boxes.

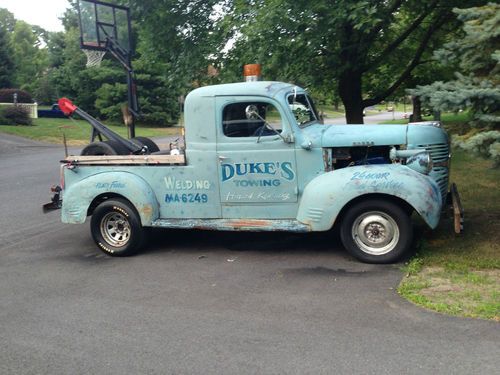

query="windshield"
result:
[287,92,320,127]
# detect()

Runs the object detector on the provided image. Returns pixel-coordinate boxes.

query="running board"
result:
[151,218,311,232]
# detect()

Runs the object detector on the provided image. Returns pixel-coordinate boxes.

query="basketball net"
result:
[83,49,106,68]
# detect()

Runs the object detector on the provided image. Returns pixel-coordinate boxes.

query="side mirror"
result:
[245,104,259,120]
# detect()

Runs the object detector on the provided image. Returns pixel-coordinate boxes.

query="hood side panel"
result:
[319,124,408,147]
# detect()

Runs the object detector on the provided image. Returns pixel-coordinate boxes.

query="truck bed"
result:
[62,154,186,165]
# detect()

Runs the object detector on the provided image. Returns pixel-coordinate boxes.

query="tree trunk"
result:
[339,71,364,124]
[333,99,339,111]
[411,96,422,122]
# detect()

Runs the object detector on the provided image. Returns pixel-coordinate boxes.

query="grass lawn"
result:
[372,103,413,113]
[395,113,500,321]
[0,117,181,145]
[315,103,413,117]
[381,111,471,126]
[316,104,345,119]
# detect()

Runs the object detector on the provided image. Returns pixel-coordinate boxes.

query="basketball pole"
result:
[126,11,136,139]
[126,60,136,139]
[77,0,138,140]
[106,37,139,139]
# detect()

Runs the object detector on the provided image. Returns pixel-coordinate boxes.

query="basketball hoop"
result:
[83,49,106,68]
[77,0,138,136]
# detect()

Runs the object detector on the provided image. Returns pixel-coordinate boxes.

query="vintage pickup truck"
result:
[45,81,460,263]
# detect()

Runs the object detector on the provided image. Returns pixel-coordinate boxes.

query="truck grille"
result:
[417,143,450,202]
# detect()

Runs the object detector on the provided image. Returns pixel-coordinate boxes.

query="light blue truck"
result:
[45,81,460,263]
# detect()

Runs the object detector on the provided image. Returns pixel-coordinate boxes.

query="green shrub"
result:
[1,106,32,125]
[0,112,10,125]
[0,88,33,103]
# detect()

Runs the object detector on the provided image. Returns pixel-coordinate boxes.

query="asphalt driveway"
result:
[0,133,498,374]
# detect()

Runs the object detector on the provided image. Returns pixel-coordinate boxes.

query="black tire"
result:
[340,199,413,264]
[104,139,130,155]
[90,198,145,256]
[131,136,160,154]
[80,140,129,156]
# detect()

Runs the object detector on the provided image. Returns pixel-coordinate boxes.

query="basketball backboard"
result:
[77,0,131,52]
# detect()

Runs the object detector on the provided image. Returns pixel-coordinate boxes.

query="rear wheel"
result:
[340,199,413,263]
[90,198,144,256]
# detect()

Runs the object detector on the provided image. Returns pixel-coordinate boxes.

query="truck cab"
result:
[50,81,455,263]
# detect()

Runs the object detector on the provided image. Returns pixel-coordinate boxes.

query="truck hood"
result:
[302,124,408,148]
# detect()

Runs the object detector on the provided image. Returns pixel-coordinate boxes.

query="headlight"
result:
[405,152,433,175]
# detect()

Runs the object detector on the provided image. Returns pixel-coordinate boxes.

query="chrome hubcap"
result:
[352,211,399,255]
[100,212,131,247]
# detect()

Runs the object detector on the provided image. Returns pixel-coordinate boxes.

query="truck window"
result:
[222,102,282,138]
[287,93,319,126]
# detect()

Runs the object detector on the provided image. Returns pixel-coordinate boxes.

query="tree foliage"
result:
[0,8,50,97]
[10,21,49,93]
[411,3,499,126]
[129,0,222,90]
[410,3,499,165]
[0,24,14,88]
[0,8,15,32]
[0,0,494,131]
[37,2,185,125]
[0,8,16,89]
[217,0,487,123]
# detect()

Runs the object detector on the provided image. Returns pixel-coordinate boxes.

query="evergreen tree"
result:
[410,3,500,166]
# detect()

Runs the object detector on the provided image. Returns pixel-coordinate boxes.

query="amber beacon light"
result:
[243,64,262,82]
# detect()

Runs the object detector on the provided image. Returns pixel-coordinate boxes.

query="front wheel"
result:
[90,198,144,256]
[340,200,413,263]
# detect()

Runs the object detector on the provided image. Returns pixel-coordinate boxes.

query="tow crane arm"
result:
[58,97,145,155]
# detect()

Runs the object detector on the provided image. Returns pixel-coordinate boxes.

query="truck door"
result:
[216,96,298,219]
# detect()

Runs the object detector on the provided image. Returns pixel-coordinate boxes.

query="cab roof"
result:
[186,81,301,100]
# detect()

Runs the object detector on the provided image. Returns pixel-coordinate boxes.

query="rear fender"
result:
[297,164,442,231]
[61,171,159,225]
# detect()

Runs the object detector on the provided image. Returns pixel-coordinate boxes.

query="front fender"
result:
[62,171,159,225]
[297,164,442,231]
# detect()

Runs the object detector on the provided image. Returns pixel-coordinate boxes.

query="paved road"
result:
[0,133,498,374]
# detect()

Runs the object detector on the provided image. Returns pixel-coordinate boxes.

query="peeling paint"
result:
[58,81,448,240]
[297,164,442,231]
[61,170,160,226]
[152,218,310,232]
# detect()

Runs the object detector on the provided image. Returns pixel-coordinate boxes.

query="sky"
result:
[0,0,70,31]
